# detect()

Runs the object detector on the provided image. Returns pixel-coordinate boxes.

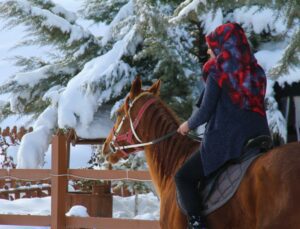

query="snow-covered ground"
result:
[0,192,160,229]
[1,135,159,228]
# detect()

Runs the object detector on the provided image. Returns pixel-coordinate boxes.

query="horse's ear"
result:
[148,79,161,96]
[129,76,142,99]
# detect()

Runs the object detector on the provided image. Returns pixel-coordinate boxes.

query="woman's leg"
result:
[174,151,205,216]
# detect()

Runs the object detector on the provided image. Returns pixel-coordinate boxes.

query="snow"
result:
[101,0,134,46]
[255,49,285,73]
[0,24,47,86]
[17,106,57,168]
[8,64,75,113]
[57,26,142,131]
[199,8,223,34]
[254,39,300,95]
[0,114,33,129]
[66,205,89,217]
[6,144,19,166]
[51,0,83,14]
[18,0,91,45]
[0,192,160,219]
[50,5,77,23]
[170,0,207,23]
[13,65,69,87]
[73,114,113,139]
[77,19,109,37]
[254,47,285,96]
[254,45,290,141]
[0,192,159,228]
[113,192,159,219]
[266,95,287,142]
[43,85,65,106]
[233,6,286,35]
[276,67,300,87]
[42,144,95,169]
[0,197,51,215]
[173,3,287,36]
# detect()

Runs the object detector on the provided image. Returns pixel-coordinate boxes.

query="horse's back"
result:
[208,142,300,229]
[247,142,300,228]
[253,142,300,180]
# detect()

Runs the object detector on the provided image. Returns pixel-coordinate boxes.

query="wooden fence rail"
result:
[0,169,152,181]
[0,133,160,228]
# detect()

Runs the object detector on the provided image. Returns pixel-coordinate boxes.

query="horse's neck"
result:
[136,98,200,194]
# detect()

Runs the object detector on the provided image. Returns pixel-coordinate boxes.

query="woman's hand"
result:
[177,121,190,135]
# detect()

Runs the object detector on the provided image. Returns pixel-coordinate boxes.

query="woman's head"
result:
[202,22,267,116]
[205,23,253,65]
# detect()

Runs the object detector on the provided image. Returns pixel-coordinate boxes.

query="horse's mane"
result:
[141,94,199,179]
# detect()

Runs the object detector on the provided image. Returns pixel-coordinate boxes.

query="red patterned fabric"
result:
[203,23,267,116]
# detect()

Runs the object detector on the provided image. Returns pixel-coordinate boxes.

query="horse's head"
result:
[102,76,161,163]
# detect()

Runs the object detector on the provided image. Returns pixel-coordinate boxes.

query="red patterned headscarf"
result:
[203,22,267,116]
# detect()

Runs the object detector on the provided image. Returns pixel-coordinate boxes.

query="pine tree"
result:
[0,0,202,173]
[0,0,299,169]
[0,0,101,115]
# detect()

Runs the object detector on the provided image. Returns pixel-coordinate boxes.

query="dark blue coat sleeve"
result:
[187,76,221,130]
[195,90,204,108]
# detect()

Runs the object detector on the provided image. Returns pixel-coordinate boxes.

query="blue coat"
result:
[188,76,270,176]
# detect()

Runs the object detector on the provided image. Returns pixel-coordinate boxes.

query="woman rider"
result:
[175,22,271,229]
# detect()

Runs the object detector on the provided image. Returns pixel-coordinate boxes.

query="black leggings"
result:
[174,151,205,216]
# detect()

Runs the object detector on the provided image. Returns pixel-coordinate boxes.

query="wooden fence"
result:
[0,132,160,229]
[0,126,50,200]
[0,180,51,200]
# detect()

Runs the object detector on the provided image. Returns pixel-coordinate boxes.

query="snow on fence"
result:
[0,126,32,169]
[0,126,52,200]
[0,131,160,229]
[0,180,51,200]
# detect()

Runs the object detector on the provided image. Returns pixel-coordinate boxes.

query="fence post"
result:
[51,132,68,229]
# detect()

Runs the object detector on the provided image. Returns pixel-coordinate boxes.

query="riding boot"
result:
[187,215,207,229]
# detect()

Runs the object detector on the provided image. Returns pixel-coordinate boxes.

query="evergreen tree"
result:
[0,0,201,171]
[0,0,101,115]
[0,0,299,169]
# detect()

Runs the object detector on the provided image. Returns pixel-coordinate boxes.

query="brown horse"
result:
[102,77,300,229]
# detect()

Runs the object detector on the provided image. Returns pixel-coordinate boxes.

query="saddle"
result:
[199,135,273,215]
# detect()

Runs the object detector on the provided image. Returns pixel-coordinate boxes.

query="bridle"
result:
[105,92,202,159]
[106,92,177,158]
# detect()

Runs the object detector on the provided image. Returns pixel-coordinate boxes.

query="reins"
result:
[110,130,202,152]
[108,92,202,157]
[110,130,178,153]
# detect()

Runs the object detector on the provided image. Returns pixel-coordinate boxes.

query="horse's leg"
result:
[160,188,187,229]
